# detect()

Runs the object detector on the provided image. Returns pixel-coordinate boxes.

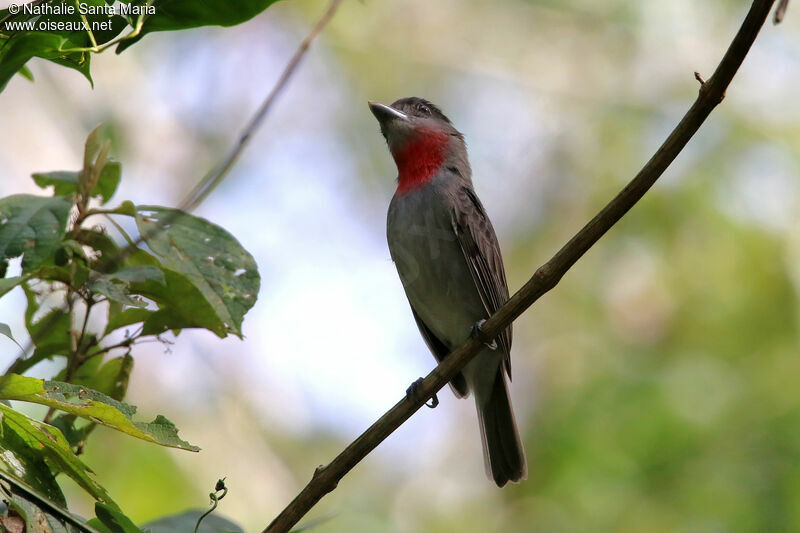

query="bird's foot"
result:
[406,378,439,408]
[471,319,498,350]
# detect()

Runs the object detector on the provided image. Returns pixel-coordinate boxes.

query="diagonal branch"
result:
[262,1,779,532]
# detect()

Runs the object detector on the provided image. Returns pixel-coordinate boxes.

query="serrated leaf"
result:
[142,509,243,533]
[136,206,259,338]
[0,375,199,451]
[0,405,113,503]
[0,195,73,271]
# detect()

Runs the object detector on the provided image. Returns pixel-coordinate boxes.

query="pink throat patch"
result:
[392,130,449,195]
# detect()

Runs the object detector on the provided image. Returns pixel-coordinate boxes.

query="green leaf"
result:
[91,265,166,307]
[90,277,146,307]
[32,171,81,197]
[0,473,90,533]
[0,32,67,93]
[0,195,73,271]
[104,306,153,335]
[95,162,121,204]
[142,509,244,533]
[84,125,107,174]
[84,355,134,400]
[116,0,280,53]
[136,206,259,338]
[18,65,34,82]
[0,375,199,451]
[109,265,166,285]
[33,143,120,205]
[0,421,67,506]
[0,405,114,503]
[75,228,120,272]
[88,502,144,533]
[0,322,24,352]
[0,276,25,298]
[107,201,136,216]
[28,307,73,361]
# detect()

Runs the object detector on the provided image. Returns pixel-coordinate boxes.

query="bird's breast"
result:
[387,181,486,347]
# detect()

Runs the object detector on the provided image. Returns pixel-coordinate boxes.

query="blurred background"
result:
[1,0,800,531]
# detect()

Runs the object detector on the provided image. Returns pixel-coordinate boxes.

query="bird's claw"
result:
[406,378,439,408]
[471,319,497,350]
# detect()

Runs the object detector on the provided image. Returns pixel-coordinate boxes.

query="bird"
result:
[369,97,526,486]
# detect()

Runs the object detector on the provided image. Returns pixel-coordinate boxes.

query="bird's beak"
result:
[368,101,409,124]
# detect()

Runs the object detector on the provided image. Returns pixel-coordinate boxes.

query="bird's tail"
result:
[475,369,527,487]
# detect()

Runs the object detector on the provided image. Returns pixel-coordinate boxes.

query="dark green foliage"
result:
[0,127,260,530]
[0,0,281,92]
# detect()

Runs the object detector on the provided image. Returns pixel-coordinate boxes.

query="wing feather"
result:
[450,186,513,377]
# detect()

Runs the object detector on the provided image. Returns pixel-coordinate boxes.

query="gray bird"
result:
[370,97,527,486]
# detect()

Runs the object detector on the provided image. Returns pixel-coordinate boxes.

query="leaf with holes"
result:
[0,375,198,451]
[0,422,67,507]
[0,195,72,272]
[135,206,259,338]
[0,405,113,503]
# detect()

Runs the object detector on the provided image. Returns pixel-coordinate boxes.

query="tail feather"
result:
[476,370,527,487]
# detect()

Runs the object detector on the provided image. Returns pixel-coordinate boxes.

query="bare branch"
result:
[262,1,779,532]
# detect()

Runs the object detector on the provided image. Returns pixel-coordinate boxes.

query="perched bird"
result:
[370,97,526,486]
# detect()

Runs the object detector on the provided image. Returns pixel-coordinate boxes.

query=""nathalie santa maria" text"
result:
[17,3,155,16]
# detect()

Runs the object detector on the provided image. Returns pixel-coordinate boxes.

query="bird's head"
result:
[369,97,470,194]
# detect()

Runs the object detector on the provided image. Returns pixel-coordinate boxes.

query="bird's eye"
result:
[416,102,431,116]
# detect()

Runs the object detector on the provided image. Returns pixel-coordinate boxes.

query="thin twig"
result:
[262,1,778,532]
[179,0,345,212]
[774,0,790,22]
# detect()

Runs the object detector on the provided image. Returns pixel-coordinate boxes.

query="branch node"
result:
[312,464,327,479]
[694,71,706,85]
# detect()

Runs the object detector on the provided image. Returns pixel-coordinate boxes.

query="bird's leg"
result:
[406,378,439,408]
[471,319,497,350]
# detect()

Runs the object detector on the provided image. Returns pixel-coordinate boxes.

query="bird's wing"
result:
[451,185,513,377]
[410,306,469,397]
